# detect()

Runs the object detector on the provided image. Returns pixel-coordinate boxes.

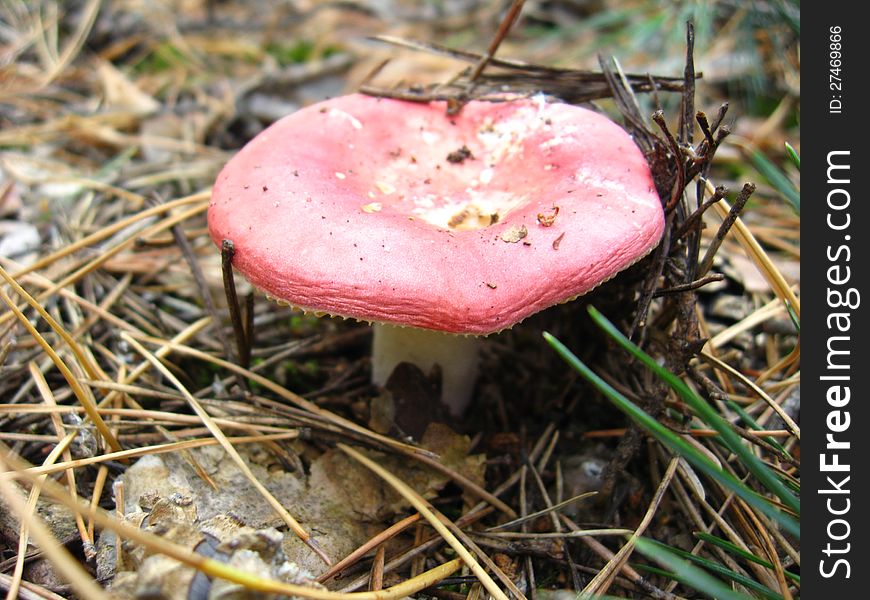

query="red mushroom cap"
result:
[208,94,664,335]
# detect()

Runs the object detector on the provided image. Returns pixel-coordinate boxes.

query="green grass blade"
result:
[784,142,800,171]
[584,306,799,516]
[785,300,800,333]
[633,538,755,600]
[721,398,791,457]
[695,532,800,584]
[633,563,781,600]
[640,539,785,600]
[748,149,800,212]
[543,330,799,538]
[772,0,800,34]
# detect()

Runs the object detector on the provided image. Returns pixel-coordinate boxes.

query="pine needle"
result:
[339,443,513,600]
[707,180,800,319]
[119,332,331,565]
[1,447,462,600]
[0,277,122,453]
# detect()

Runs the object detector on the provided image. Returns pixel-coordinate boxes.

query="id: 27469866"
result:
[829,25,843,114]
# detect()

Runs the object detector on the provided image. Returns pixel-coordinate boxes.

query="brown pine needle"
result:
[125,331,437,459]
[37,0,100,86]
[707,179,800,318]
[0,456,110,600]
[708,296,785,350]
[0,264,105,383]
[2,260,139,342]
[405,452,516,518]
[88,465,110,545]
[2,447,462,600]
[0,261,145,346]
[30,362,91,546]
[583,457,680,596]
[6,430,78,600]
[0,201,208,331]
[477,529,632,539]
[0,572,67,600]
[9,191,208,281]
[338,428,555,594]
[485,492,597,531]
[318,514,422,583]
[699,351,800,440]
[122,333,514,517]
[434,516,528,600]
[339,443,512,600]
[756,340,800,385]
[369,545,386,591]
[739,498,793,600]
[0,281,122,453]
[1,432,299,481]
[97,316,211,408]
[0,403,297,436]
[119,332,331,565]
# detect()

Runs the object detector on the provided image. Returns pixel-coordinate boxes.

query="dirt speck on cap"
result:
[446,145,474,164]
[501,224,528,243]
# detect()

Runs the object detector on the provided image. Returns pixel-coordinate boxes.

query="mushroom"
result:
[208,94,664,416]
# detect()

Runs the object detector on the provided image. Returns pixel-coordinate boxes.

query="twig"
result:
[362,35,683,106]
[652,274,724,297]
[629,212,673,340]
[221,239,252,370]
[652,111,685,214]
[153,195,234,370]
[673,184,727,240]
[680,21,696,145]
[698,183,755,277]
[468,0,526,84]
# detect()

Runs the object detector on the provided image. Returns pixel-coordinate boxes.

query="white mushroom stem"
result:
[371,323,481,416]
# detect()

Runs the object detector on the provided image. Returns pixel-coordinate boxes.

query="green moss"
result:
[264,40,341,66]
[132,41,191,74]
